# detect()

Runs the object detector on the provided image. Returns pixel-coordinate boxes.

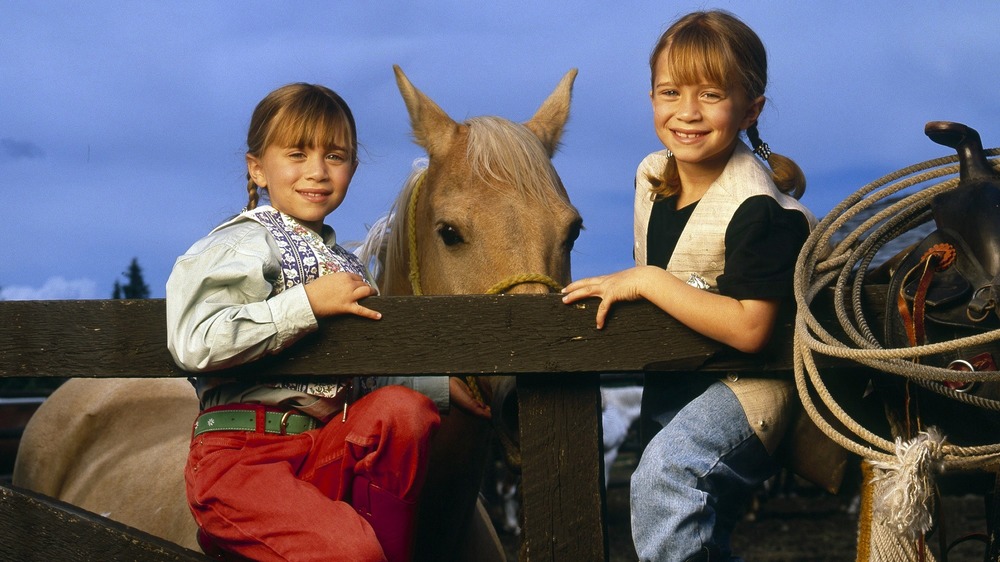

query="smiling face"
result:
[650,49,763,183]
[246,143,357,233]
[242,84,359,228]
[645,11,771,194]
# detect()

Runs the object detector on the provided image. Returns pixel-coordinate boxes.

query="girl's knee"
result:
[634,435,704,497]
[373,386,440,434]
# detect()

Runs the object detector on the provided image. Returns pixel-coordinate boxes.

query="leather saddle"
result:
[883,121,1000,406]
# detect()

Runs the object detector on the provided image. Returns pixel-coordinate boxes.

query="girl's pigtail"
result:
[747,123,806,200]
[246,177,260,211]
[647,151,682,201]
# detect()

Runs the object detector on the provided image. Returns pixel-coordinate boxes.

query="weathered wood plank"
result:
[0,292,857,378]
[0,288,885,561]
[519,373,607,561]
[0,485,209,561]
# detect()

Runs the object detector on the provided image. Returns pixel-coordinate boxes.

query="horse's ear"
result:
[524,68,578,158]
[393,65,459,159]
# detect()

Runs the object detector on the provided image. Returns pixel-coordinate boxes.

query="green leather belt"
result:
[193,409,319,437]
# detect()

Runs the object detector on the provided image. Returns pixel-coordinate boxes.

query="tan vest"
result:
[633,144,845,492]
[633,142,815,283]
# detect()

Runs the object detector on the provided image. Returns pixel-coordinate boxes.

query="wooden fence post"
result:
[519,373,607,561]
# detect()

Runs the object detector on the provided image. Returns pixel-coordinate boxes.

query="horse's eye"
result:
[437,224,464,246]
[564,219,583,252]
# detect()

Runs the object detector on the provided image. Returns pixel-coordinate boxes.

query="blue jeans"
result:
[631,379,777,562]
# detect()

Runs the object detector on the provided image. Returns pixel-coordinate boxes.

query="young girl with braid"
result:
[166,83,487,562]
[561,11,815,561]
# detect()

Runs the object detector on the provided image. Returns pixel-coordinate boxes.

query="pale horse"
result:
[13,64,582,561]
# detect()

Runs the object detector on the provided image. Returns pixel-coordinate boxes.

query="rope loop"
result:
[792,147,1000,467]
[406,171,426,295]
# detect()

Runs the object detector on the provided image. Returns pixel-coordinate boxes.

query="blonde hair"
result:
[646,11,805,200]
[244,83,358,210]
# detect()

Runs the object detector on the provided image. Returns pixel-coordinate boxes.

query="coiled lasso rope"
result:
[792,147,1000,558]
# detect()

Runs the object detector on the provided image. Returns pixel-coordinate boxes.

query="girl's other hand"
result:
[448,376,491,419]
[561,267,652,329]
[304,272,381,320]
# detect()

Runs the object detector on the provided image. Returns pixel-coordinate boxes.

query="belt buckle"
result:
[279,410,294,435]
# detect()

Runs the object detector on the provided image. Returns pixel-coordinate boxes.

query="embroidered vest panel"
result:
[244,206,368,290]
[242,206,372,400]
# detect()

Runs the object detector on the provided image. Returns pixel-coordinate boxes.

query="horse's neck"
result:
[379,237,415,296]
[381,269,414,296]
[375,167,425,297]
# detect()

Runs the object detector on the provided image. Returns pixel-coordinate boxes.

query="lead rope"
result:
[793,148,1000,560]
[405,168,563,471]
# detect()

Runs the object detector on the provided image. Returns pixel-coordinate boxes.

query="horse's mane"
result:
[465,116,569,205]
[356,116,573,291]
[354,162,424,290]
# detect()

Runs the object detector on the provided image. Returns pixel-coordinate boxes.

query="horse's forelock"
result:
[465,117,570,208]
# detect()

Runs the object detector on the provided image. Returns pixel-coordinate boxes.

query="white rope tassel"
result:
[870,427,946,540]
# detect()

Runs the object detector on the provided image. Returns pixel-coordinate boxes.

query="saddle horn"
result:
[925,121,996,183]
[921,122,1000,282]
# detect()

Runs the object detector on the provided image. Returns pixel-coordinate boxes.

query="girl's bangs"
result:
[662,35,733,90]
[267,103,354,154]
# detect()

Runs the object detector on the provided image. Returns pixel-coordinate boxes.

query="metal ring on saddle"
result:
[967,285,996,323]
[946,359,978,393]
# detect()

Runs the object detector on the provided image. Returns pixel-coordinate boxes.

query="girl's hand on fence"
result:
[304,272,381,320]
[561,267,650,329]
[449,377,491,419]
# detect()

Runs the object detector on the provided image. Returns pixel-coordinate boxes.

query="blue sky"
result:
[3,1,999,299]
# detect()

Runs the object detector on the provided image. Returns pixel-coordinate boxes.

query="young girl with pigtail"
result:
[166,82,487,562]
[562,10,815,561]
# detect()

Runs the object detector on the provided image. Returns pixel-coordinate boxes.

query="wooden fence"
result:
[0,291,866,561]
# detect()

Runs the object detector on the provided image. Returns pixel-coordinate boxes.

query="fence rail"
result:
[0,290,873,561]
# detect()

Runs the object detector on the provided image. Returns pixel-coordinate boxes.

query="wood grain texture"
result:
[518,374,607,561]
[0,293,856,378]
[0,486,209,561]
[0,288,884,560]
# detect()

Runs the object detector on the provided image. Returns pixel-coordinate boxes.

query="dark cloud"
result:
[0,138,45,162]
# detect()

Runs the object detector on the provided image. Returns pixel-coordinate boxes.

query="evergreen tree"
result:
[113,258,150,299]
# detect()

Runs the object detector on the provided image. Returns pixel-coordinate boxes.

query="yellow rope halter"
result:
[406,171,426,296]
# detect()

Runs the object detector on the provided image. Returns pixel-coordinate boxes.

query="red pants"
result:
[185,385,440,562]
